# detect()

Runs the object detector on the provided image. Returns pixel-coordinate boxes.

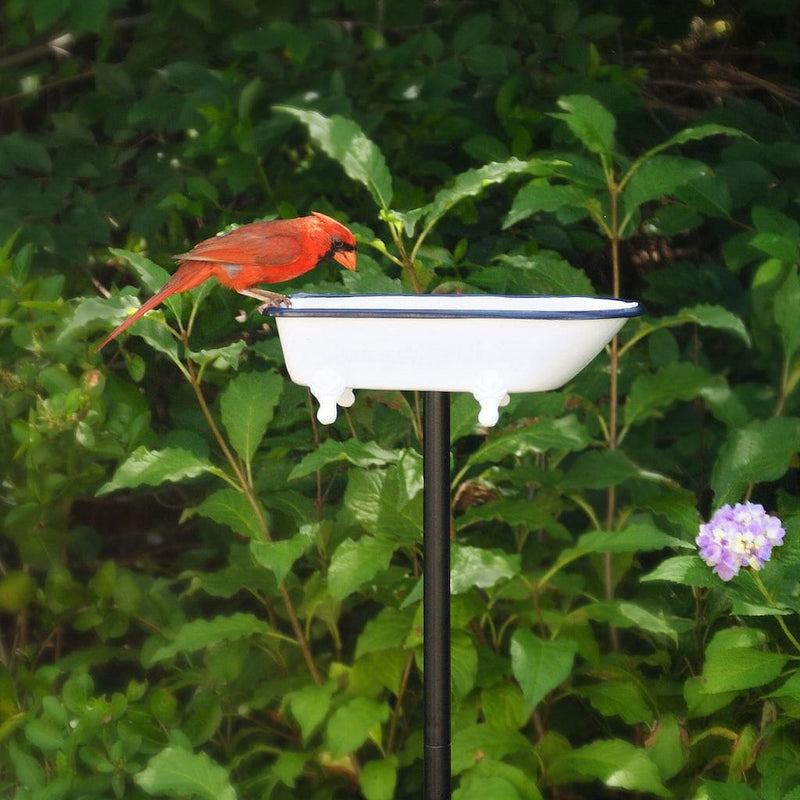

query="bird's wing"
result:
[177,226,305,268]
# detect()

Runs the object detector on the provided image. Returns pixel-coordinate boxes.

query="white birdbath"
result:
[266,293,642,799]
[269,294,639,427]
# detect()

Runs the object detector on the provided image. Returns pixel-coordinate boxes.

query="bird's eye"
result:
[331,236,344,250]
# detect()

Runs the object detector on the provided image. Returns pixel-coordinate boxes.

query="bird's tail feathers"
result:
[94,261,216,351]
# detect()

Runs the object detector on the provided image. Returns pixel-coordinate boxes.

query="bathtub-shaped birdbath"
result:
[267,294,642,426]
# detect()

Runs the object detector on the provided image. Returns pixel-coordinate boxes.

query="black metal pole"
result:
[423,391,451,799]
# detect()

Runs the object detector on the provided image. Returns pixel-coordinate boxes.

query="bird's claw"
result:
[257,295,291,315]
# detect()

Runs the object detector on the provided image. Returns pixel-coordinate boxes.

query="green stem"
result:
[751,570,800,655]
[184,358,322,685]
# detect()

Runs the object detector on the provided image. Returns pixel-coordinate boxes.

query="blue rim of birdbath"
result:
[265,293,644,320]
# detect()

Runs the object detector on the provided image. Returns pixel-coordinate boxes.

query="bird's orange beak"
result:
[334,250,357,271]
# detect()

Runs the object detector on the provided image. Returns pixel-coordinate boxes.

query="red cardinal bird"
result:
[95,211,356,351]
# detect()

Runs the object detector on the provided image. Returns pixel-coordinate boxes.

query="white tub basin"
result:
[267,294,641,426]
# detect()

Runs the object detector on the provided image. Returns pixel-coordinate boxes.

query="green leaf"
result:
[551,95,616,158]
[2,132,52,173]
[451,724,533,775]
[647,204,705,235]
[289,440,401,480]
[549,739,670,797]
[98,446,221,495]
[700,781,760,800]
[8,741,45,789]
[453,14,492,53]
[459,499,568,540]
[700,628,789,694]
[583,600,677,644]
[676,304,751,346]
[87,287,182,358]
[411,158,535,234]
[481,683,525,730]
[625,363,721,429]
[774,267,800,362]
[643,123,748,159]
[61,296,121,342]
[451,630,479,699]
[510,630,577,716]
[561,449,642,490]
[325,697,389,759]
[146,613,274,665]
[289,681,337,743]
[768,671,800,702]
[187,488,264,539]
[135,746,236,800]
[621,156,710,233]
[711,417,800,506]
[485,253,595,295]
[269,750,306,789]
[24,718,65,751]
[112,306,183,359]
[504,182,594,228]
[673,174,733,218]
[555,525,686,572]
[641,555,718,587]
[276,107,393,210]
[467,416,592,467]
[359,757,398,800]
[109,247,171,295]
[187,341,247,370]
[355,607,415,658]
[464,43,509,77]
[752,204,800,237]
[450,545,520,594]
[646,713,688,782]
[328,536,398,600]
[196,544,277,599]
[456,764,542,800]
[624,155,710,209]
[250,526,314,585]
[220,371,283,466]
[643,489,703,536]
[343,455,423,544]
[750,231,800,262]
[576,680,654,725]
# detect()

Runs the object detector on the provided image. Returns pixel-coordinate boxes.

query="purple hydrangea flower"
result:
[696,502,785,581]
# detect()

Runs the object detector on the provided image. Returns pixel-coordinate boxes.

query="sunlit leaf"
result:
[625,363,722,430]
[504,182,594,229]
[289,440,402,479]
[510,631,577,715]
[549,739,670,797]
[360,757,398,800]
[135,746,235,800]
[98,446,222,495]
[551,95,616,158]
[289,681,337,743]
[328,536,398,600]
[325,697,389,759]
[450,545,519,594]
[276,107,393,210]
[700,628,788,694]
[711,417,800,506]
[187,488,264,539]
[146,613,275,665]
[220,371,283,466]
[250,525,315,585]
[411,157,535,234]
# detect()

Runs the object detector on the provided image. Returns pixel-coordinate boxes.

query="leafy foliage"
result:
[3,1,800,799]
